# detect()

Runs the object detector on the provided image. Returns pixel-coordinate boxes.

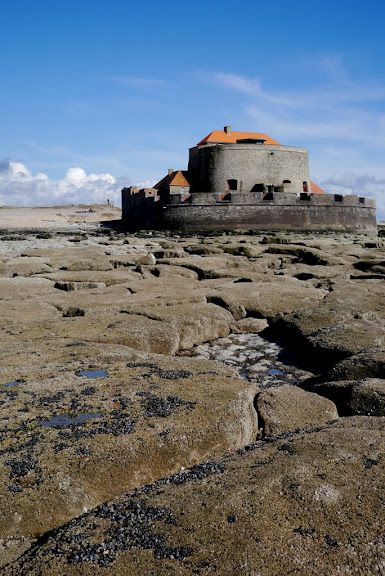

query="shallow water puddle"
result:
[39,412,102,428]
[1,379,25,388]
[75,369,109,378]
[193,333,312,387]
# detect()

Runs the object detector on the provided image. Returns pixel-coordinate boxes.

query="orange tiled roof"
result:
[154,170,190,190]
[310,181,326,195]
[197,130,280,146]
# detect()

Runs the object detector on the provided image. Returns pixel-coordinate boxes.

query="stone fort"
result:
[121,127,376,232]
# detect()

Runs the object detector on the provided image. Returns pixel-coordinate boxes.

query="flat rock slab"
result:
[306,378,385,416]
[0,354,257,564]
[6,417,385,576]
[0,277,56,300]
[211,277,327,319]
[256,384,338,436]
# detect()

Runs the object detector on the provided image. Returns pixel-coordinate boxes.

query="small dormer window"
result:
[236,138,266,144]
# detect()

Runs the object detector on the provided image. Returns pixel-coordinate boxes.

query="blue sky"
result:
[1,0,385,215]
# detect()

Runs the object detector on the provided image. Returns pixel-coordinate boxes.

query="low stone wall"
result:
[160,202,377,233]
[121,187,377,233]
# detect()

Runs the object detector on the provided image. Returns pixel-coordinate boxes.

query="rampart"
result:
[121,188,377,233]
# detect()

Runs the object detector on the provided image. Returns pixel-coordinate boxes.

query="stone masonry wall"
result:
[188,144,310,194]
[160,201,377,233]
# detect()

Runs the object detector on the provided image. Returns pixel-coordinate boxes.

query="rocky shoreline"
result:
[0,218,384,574]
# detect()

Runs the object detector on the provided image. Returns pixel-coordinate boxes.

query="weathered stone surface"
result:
[184,244,224,255]
[231,317,268,333]
[306,378,385,416]
[0,277,56,300]
[0,300,60,322]
[136,252,156,266]
[327,347,385,380]
[211,277,327,319]
[6,418,385,576]
[53,280,107,291]
[1,226,385,573]
[119,303,233,350]
[256,384,338,436]
[267,280,385,371]
[350,378,385,415]
[0,352,257,566]
[37,269,142,286]
[1,256,52,277]
[264,244,346,266]
[20,246,114,272]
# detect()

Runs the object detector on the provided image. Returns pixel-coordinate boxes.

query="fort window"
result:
[283,179,291,184]
[252,183,265,192]
[334,194,343,202]
[359,197,365,204]
[227,179,238,191]
[300,192,311,201]
[303,181,309,192]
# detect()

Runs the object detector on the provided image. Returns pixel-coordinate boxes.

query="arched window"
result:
[283,179,291,184]
[303,181,309,192]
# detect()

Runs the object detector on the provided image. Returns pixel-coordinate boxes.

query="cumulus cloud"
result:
[0,160,126,207]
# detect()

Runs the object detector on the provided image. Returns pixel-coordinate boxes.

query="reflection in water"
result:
[76,369,109,379]
[39,413,102,428]
[2,379,25,388]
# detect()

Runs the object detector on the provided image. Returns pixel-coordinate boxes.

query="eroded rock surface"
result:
[0,224,384,573]
[6,418,385,576]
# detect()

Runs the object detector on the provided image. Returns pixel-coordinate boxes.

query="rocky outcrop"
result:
[1,227,384,573]
[7,418,385,576]
[255,384,338,435]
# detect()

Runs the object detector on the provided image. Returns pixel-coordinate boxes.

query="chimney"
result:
[224,125,232,134]
[168,168,174,176]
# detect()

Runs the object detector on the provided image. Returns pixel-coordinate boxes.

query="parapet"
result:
[122,187,376,233]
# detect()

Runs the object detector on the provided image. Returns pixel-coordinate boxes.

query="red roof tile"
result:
[197,130,279,146]
[310,181,326,195]
[154,170,190,190]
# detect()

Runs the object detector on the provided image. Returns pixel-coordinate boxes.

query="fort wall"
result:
[122,187,377,233]
[188,144,310,194]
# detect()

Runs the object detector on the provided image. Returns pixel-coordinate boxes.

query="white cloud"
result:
[213,69,385,148]
[212,65,385,219]
[321,173,385,219]
[0,161,125,207]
